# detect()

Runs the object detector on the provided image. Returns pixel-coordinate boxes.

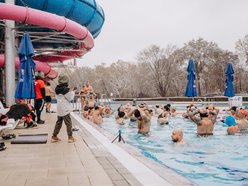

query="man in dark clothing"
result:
[35,71,46,124]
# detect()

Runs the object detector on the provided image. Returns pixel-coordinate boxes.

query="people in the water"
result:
[225,115,240,135]
[188,107,219,136]
[81,99,248,141]
[235,109,248,131]
[133,109,151,135]
[115,110,126,125]
[171,129,183,143]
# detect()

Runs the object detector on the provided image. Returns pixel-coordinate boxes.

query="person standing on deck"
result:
[51,74,77,143]
[45,82,55,113]
[35,71,46,124]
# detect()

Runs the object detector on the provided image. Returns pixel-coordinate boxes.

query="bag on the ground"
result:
[0,113,8,126]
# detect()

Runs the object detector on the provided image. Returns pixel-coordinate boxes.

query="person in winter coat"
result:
[51,74,77,143]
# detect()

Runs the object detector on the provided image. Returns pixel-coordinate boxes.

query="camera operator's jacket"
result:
[56,91,75,116]
[55,83,75,117]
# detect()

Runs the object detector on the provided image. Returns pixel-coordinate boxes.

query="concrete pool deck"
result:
[0,111,193,186]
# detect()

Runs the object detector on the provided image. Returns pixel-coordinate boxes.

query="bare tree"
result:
[180,38,226,96]
[137,45,177,96]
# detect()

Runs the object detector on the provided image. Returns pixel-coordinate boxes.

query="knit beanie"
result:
[58,74,69,84]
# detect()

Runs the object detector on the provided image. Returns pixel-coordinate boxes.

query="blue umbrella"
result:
[224,62,235,97]
[185,59,197,97]
[15,32,36,99]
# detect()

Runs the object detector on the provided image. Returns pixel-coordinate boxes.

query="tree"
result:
[137,45,177,96]
[180,38,226,96]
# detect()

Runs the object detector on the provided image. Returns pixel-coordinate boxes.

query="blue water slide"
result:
[1,0,104,38]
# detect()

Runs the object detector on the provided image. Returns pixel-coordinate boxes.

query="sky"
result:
[78,0,248,67]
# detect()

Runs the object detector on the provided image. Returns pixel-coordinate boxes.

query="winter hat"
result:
[225,115,236,126]
[36,71,44,79]
[239,109,248,116]
[58,73,69,84]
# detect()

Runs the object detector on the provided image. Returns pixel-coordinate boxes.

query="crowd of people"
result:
[84,99,248,144]
[80,81,114,125]
[5,71,248,145]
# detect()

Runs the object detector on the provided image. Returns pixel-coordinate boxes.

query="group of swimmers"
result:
[80,82,115,124]
[78,84,248,143]
[113,102,248,144]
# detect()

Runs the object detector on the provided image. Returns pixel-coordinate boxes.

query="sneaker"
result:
[26,121,34,128]
[37,120,45,124]
[51,136,61,142]
[0,142,6,151]
[68,136,76,143]
[72,128,79,132]
[2,134,15,140]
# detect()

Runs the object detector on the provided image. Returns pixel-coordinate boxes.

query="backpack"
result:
[0,114,8,126]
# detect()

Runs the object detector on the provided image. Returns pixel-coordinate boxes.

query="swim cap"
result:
[105,107,111,111]
[207,105,214,110]
[239,109,248,116]
[225,115,236,126]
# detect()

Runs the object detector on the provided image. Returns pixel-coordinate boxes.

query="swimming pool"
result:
[99,103,248,186]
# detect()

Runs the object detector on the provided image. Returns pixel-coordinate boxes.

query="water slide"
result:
[0,0,104,78]
[0,55,58,79]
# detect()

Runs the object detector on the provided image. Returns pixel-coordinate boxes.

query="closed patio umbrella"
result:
[224,62,235,97]
[185,59,197,99]
[15,32,36,99]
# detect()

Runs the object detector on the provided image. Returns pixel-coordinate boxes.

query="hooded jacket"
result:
[55,83,75,116]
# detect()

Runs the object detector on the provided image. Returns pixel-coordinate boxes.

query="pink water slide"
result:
[0,3,95,78]
[0,55,57,79]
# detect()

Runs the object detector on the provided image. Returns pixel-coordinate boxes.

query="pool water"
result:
[98,104,248,186]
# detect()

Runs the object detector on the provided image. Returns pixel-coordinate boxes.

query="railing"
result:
[98,94,112,106]
[71,95,81,113]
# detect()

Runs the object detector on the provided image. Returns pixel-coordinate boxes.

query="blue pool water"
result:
[98,104,248,186]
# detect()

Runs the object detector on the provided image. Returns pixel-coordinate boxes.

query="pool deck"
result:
[0,111,193,186]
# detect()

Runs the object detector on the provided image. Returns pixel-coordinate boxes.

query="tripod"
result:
[112,130,125,143]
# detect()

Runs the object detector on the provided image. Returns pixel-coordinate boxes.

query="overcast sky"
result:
[78,0,248,67]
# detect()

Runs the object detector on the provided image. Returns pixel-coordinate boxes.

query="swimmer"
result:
[116,105,128,119]
[170,107,177,117]
[132,109,151,135]
[236,109,248,131]
[225,115,240,135]
[85,81,94,94]
[225,106,238,116]
[182,104,197,119]
[103,107,114,118]
[87,94,96,109]
[154,104,164,115]
[157,111,169,125]
[92,106,103,125]
[115,111,126,125]
[188,108,218,136]
[80,85,88,108]
[148,109,154,117]
[82,105,89,119]
[171,129,183,143]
